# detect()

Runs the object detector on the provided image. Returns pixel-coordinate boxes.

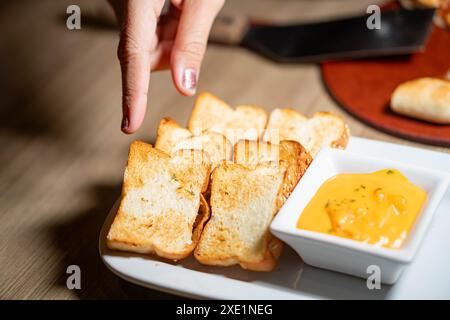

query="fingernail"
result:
[182,68,197,92]
[121,114,129,131]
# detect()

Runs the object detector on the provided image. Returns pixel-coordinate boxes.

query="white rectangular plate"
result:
[99,137,450,299]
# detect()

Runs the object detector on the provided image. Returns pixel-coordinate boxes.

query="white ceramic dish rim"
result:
[271,147,449,264]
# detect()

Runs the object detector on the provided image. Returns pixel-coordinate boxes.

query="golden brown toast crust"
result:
[188,92,268,143]
[277,140,312,208]
[155,117,193,154]
[155,117,233,167]
[314,111,350,150]
[264,109,350,157]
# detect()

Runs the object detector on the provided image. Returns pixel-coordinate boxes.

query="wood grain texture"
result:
[0,0,448,300]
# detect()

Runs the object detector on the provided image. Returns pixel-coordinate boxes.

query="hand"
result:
[108,0,224,134]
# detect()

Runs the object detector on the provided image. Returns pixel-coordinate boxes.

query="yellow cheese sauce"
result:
[296,169,427,249]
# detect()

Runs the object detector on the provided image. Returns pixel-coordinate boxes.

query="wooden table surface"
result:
[1,0,448,299]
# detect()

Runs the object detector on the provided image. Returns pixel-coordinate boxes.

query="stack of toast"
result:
[107,92,349,271]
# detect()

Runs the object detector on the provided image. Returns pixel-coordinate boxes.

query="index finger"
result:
[117,0,164,134]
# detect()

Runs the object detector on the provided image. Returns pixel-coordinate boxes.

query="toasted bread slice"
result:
[277,140,312,207]
[107,141,211,260]
[155,117,232,167]
[188,92,268,144]
[234,139,312,209]
[232,140,312,270]
[173,132,232,166]
[194,161,287,271]
[233,139,279,168]
[155,118,193,154]
[264,109,350,157]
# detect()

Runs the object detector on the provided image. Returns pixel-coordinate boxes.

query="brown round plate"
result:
[322,17,450,147]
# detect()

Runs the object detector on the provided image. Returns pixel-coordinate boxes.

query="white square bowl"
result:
[270,148,449,285]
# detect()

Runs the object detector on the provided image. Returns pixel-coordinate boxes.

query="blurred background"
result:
[0,0,446,299]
